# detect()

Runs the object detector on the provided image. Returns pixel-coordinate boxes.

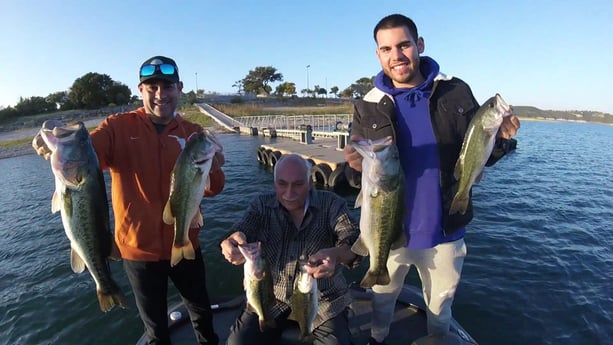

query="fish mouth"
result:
[41,121,82,139]
[194,157,211,165]
[495,94,512,116]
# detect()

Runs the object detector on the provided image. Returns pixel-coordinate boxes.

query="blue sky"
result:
[2,0,612,113]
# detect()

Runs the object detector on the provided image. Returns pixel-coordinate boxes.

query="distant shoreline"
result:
[1,116,610,160]
[517,117,613,126]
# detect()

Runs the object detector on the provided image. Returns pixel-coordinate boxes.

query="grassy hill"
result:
[513,106,613,125]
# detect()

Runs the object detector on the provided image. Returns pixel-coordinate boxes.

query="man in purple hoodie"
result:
[344,14,520,345]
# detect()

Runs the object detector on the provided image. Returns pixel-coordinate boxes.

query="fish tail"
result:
[300,332,316,342]
[449,193,469,215]
[170,242,196,267]
[360,268,390,288]
[258,318,276,332]
[97,289,127,312]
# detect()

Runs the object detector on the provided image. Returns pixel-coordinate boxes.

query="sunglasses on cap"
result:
[140,64,176,77]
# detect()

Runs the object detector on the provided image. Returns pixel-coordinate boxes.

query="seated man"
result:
[220,154,360,345]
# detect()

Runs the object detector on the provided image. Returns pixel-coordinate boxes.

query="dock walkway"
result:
[196,103,358,189]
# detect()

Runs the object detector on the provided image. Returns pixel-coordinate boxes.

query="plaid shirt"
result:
[226,189,360,328]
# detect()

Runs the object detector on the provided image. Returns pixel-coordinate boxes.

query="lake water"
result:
[0,121,611,345]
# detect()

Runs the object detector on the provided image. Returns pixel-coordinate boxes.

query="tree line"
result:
[0,65,376,122]
[232,66,374,99]
[0,72,135,122]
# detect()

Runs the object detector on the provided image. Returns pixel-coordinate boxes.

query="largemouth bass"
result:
[449,94,512,215]
[38,120,126,312]
[163,130,222,267]
[237,242,276,331]
[350,136,406,288]
[289,259,318,341]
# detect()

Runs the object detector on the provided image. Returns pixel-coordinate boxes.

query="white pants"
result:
[370,238,467,342]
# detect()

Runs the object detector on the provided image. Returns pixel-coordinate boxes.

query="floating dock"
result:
[195,103,359,189]
[256,134,360,190]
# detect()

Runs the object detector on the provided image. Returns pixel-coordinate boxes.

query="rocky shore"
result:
[0,143,35,160]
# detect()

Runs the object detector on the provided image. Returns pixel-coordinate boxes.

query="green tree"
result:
[45,91,68,109]
[341,87,354,98]
[241,66,283,95]
[69,72,131,109]
[0,106,18,122]
[330,86,339,98]
[182,91,197,105]
[348,76,374,98]
[232,80,244,95]
[14,96,56,115]
[275,82,296,97]
[106,82,132,106]
[311,85,320,98]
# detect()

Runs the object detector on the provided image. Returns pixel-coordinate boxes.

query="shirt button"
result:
[372,123,377,129]
[458,107,464,114]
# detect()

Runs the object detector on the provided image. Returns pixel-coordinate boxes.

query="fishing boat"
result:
[135,283,478,345]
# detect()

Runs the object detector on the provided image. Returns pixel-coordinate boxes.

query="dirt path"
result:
[0,118,105,142]
[0,118,106,160]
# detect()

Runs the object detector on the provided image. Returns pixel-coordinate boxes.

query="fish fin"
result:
[170,242,196,267]
[299,332,316,342]
[453,158,462,181]
[360,269,390,288]
[390,232,407,250]
[376,268,391,286]
[108,239,122,261]
[289,304,316,341]
[70,248,86,273]
[97,288,128,312]
[162,201,174,225]
[350,237,369,257]
[51,191,61,214]
[259,318,277,332]
[449,193,469,215]
[189,211,203,228]
[475,170,484,183]
[354,189,363,208]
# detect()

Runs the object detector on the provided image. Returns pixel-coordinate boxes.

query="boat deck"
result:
[135,284,477,345]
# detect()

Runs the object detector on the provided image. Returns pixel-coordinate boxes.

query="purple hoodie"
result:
[374,56,465,249]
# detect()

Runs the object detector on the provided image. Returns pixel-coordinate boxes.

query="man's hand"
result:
[220,231,247,265]
[343,135,363,172]
[497,113,521,139]
[303,248,338,279]
[32,132,52,160]
[211,151,225,171]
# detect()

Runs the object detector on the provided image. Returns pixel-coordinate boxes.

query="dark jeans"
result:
[226,308,352,345]
[124,249,219,345]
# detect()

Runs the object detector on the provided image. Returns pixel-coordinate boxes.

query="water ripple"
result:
[1,122,612,345]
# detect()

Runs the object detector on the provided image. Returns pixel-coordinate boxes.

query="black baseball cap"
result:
[139,56,180,84]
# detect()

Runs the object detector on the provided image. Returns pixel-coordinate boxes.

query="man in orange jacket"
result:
[33,55,225,345]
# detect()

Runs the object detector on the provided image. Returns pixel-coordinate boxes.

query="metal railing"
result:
[235,114,352,132]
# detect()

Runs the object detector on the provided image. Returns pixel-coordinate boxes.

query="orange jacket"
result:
[91,107,225,261]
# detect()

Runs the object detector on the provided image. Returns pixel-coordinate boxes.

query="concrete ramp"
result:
[195,103,240,133]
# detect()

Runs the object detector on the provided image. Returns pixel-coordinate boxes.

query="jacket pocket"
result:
[437,97,476,118]
[361,115,394,140]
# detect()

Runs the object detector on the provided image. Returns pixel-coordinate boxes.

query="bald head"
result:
[273,154,312,183]
[273,154,313,212]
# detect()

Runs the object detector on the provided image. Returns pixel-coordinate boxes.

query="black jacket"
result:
[349,75,508,235]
